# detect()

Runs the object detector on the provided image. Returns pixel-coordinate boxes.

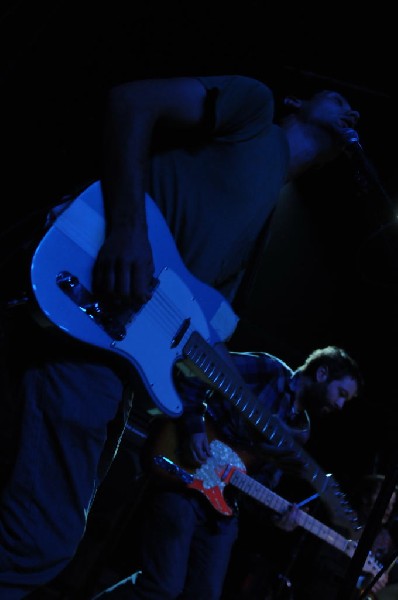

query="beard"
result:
[300,380,332,418]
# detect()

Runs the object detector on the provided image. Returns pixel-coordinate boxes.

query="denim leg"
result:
[93,491,238,600]
[94,490,200,600]
[182,510,239,600]
[0,359,125,600]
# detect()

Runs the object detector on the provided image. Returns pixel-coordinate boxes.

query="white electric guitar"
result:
[30,181,239,417]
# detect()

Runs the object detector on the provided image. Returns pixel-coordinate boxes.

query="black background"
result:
[2,0,398,488]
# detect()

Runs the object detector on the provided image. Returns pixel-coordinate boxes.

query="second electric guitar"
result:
[153,436,382,581]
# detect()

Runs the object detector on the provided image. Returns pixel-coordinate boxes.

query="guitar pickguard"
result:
[188,440,246,515]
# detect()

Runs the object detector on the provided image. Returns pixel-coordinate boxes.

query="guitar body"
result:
[148,417,250,516]
[30,181,239,417]
[149,416,254,473]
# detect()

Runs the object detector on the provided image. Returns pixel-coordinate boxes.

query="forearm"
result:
[100,77,208,230]
[101,84,155,230]
[93,77,209,307]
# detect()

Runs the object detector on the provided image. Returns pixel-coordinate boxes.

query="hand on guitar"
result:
[271,503,302,532]
[180,431,212,467]
[371,569,389,596]
[358,569,389,599]
[93,223,155,309]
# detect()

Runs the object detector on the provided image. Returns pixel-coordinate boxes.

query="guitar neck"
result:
[182,331,359,537]
[228,468,381,577]
[183,332,292,447]
[230,469,351,554]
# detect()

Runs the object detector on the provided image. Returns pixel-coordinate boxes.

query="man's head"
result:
[278,89,360,171]
[283,90,359,135]
[295,345,363,417]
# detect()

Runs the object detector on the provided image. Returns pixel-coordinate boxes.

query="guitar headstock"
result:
[363,550,384,577]
[322,473,362,539]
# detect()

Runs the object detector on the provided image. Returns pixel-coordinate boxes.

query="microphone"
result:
[341,129,392,206]
[342,129,372,189]
[341,127,362,148]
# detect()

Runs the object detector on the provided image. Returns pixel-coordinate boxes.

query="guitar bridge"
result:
[56,271,128,341]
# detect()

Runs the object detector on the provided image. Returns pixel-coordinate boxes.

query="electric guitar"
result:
[30,180,359,537]
[152,437,383,581]
[30,181,239,417]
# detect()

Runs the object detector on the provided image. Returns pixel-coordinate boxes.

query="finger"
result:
[131,260,155,304]
[93,259,116,297]
[190,448,204,465]
[203,440,212,457]
[190,442,207,463]
[114,259,132,300]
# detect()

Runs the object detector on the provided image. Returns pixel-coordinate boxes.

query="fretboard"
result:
[228,468,380,577]
[230,469,351,552]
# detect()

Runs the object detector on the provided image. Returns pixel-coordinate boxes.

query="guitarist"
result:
[93,345,363,599]
[0,74,361,600]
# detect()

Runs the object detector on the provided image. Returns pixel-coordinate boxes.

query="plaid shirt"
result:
[176,350,310,488]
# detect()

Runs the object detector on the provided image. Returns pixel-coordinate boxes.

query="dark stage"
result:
[1,2,398,598]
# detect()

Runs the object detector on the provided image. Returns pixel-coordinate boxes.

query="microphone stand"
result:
[336,132,398,599]
[342,129,394,211]
[359,549,398,599]
[337,449,398,600]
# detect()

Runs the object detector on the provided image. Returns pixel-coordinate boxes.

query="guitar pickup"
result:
[171,318,191,348]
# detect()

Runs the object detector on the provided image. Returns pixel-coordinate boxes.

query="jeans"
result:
[93,489,239,600]
[0,357,127,599]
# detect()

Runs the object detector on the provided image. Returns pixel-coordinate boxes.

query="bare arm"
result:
[93,77,208,307]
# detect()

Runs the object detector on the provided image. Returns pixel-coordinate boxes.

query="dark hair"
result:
[296,345,363,391]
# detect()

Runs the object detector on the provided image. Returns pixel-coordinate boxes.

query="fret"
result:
[203,364,217,378]
[212,372,225,386]
[230,387,242,400]
[221,381,233,395]
[230,389,244,407]
[256,413,273,431]
[235,397,251,412]
[196,354,211,371]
